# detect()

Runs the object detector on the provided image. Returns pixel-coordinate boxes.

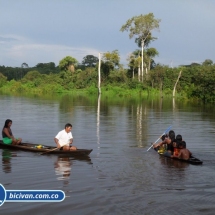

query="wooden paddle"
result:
[40,142,70,155]
[146,125,172,152]
[40,147,60,155]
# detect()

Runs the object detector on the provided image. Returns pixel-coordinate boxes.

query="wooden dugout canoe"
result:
[0,140,93,156]
[154,148,203,165]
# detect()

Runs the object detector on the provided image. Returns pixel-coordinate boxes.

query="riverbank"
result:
[0,80,186,100]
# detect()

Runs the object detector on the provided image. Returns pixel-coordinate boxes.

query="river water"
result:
[0,93,215,215]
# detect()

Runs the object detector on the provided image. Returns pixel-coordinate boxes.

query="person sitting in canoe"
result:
[2,119,22,145]
[54,123,77,151]
[171,141,192,160]
[153,130,175,157]
[172,134,183,156]
[173,134,186,148]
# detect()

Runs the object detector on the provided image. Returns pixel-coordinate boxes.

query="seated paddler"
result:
[153,130,175,157]
[2,119,22,145]
[171,140,191,160]
[54,123,77,151]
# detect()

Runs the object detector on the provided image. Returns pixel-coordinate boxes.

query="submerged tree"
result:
[120,13,160,80]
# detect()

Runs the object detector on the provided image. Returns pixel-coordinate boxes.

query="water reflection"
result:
[173,97,176,110]
[2,93,215,214]
[136,103,150,148]
[54,156,72,185]
[54,155,93,185]
[157,156,189,186]
[97,95,101,147]
[136,104,143,147]
[159,156,189,169]
[2,149,17,173]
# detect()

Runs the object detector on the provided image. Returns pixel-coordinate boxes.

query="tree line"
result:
[1,55,215,103]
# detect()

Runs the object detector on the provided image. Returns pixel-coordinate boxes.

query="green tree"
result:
[101,50,120,78]
[149,65,166,90]
[120,13,160,79]
[36,62,56,69]
[189,66,215,102]
[202,59,213,66]
[0,73,7,87]
[102,50,120,68]
[22,70,42,81]
[145,48,159,72]
[20,63,29,79]
[82,55,99,67]
[127,54,136,79]
[21,62,29,68]
[59,56,78,72]
[127,51,141,80]
[35,62,58,74]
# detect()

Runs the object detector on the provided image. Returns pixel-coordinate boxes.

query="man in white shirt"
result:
[54,123,77,151]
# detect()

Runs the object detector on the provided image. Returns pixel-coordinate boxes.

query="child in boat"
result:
[172,134,183,156]
[2,119,22,145]
[171,141,192,160]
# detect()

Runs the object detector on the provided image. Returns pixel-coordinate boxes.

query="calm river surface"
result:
[0,93,215,215]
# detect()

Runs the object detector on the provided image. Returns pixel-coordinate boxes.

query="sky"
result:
[0,0,215,68]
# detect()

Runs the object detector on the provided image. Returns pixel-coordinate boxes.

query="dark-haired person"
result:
[171,141,191,160]
[54,123,77,151]
[2,119,22,145]
[172,134,183,156]
[154,130,175,157]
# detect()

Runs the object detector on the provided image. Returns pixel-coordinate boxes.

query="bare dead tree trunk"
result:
[141,40,144,78]
[160,80,163,97]
[173,70,182,97]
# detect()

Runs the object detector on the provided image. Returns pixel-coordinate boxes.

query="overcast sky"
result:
[0,0,214,68]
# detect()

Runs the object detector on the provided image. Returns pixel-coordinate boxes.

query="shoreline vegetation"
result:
[0,74,187,99]
[0,61,215,104]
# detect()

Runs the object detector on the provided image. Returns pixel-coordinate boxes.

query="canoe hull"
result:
[154,148,203,165]
[0,140,92,156]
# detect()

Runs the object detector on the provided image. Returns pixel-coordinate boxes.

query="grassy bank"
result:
[0,81,187,101]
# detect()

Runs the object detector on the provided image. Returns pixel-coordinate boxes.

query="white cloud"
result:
[0,34,100,67]
[1,1,215,67]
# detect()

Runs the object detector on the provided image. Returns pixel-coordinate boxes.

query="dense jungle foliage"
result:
[0,58,215,103]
